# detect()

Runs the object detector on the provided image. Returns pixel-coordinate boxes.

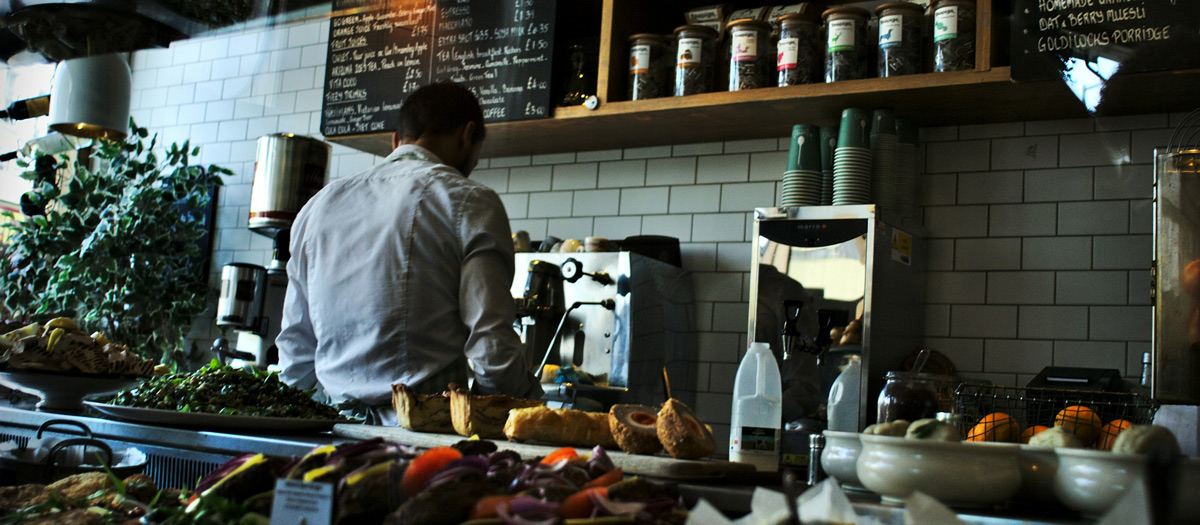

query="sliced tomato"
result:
[582,467,623,489]
[469,494,518,519]
[401,446,462,496]
[560,487,607,519]
[539,446,579,465]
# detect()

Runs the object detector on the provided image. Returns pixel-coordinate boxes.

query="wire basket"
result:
[953,383,1159,444]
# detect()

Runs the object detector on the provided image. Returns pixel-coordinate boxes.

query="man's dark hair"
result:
[398,82,486,142]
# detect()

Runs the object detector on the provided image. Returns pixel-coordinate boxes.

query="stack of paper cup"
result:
[820,126,837,206]
[832,108,872,205]
[870,109,898,213]
[895,118,919,220]
[782,124,823,206]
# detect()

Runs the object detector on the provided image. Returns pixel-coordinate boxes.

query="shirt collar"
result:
[384,144,445,165]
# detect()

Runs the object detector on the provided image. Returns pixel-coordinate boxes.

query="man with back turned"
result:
[277,82,542,424]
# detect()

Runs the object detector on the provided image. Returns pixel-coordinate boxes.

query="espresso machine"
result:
[214,134,330,367]
[749,205,927,430]
[511,251,695,410]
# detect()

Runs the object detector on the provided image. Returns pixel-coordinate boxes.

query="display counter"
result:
[0,405,344,490]
[0,405,1099,524]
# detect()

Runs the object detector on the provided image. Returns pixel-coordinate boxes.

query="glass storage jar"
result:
[875,2,925,77]
[673,25,719,96]
[932,0,976,72]
[628,34,671,100]
[877,371,941,423]
[822,6,870,82]
[776,13,821,86]
[726,18,772,91]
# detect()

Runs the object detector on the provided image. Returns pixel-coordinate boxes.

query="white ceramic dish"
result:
[1015,444,1058,502]
[857,434,1022,507]
[0,370,142,412]
[821,430,863,488]
[1055,448,1200,521]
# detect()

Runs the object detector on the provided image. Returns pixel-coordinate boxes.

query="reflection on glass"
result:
[1061,56,1119,113]
[755,221,869,422]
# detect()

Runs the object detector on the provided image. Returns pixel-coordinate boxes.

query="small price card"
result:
[269,478,333,525]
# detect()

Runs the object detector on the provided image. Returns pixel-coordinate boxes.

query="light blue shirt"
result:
[276,144,542,409]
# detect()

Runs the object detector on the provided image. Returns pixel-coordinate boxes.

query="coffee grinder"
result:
[213,134,330,367]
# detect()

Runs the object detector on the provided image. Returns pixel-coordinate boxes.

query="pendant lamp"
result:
[48,53,131,140]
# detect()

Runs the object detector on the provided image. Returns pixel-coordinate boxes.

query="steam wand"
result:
[533,299,616,378]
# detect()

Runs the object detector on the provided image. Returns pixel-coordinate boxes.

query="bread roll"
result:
[504,406,618,448]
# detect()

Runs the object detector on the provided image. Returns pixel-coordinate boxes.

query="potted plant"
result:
[1,119,229,370]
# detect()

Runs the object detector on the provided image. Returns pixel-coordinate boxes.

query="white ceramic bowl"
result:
[1055,448,1200,521]
[857,434,1022,507]
[821,430,863,488]
[1015,445,1058,502]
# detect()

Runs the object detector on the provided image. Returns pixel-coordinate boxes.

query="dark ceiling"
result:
[0,0,328,64]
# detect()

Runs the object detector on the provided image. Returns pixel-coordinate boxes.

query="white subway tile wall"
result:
[107,15,1167,447]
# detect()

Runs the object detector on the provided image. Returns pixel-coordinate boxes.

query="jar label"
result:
[879,14,904,48]
[630,44,651,75]
[677,37,702,68]
[777,37,798,70]
[732,30,758,62]
[731,426,781,453]
[828,19,856,52]
[934,6,959,42]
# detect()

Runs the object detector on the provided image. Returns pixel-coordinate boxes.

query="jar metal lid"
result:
[673,24,719,38]
[776,12,819,25]
[875,1,926,16]
[725,18,772,31]
[884,371,941,380]
[628,33,669,44]
[933,0,976,9]
[822,6,871,21]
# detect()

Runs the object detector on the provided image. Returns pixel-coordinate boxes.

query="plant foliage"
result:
[0,119,228,368]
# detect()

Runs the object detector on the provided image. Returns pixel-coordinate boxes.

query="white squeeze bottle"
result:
[729,342,783,471]
[827,355,862,432]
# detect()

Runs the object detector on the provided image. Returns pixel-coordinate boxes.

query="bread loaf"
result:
[449,383,541,439]
[504,406,618,448]
[391,383,453,433]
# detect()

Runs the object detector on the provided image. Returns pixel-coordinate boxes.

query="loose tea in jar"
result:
[776,13,821,86]
[877,372,941,424]
[823,6,870,83]
[933,0,976,72]
[674,25,719,96]
[875,2,925,77]
[628,34,670,100]
[726,18,772,91]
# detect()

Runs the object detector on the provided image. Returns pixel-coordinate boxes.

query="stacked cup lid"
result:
[832,108,872,205]
[782,124,822,207]
[820,125,837,206]
[870,109,898,213]
[895,118,919,220]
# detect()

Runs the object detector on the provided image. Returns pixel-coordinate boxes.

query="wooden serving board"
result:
[333,424,756,480]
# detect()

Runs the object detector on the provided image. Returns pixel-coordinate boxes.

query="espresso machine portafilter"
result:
[514,260,566,371]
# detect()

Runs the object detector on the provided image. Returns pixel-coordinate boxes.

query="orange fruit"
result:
[1098,419,1133,451]
[967,412,1020,442]
[1019,425,1051,444]
[1055,405,1103,445]
[1183,259,1200,297]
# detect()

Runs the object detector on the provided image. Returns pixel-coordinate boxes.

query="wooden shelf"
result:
[326,0,1200,158]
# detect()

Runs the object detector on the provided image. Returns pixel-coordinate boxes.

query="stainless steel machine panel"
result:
[1153,149,1200,404]
[512,252,695,407]
[750,205,926,430]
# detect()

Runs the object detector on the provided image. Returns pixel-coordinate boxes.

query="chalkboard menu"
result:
[1012,0,1200,82]
[321,0,556,137]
